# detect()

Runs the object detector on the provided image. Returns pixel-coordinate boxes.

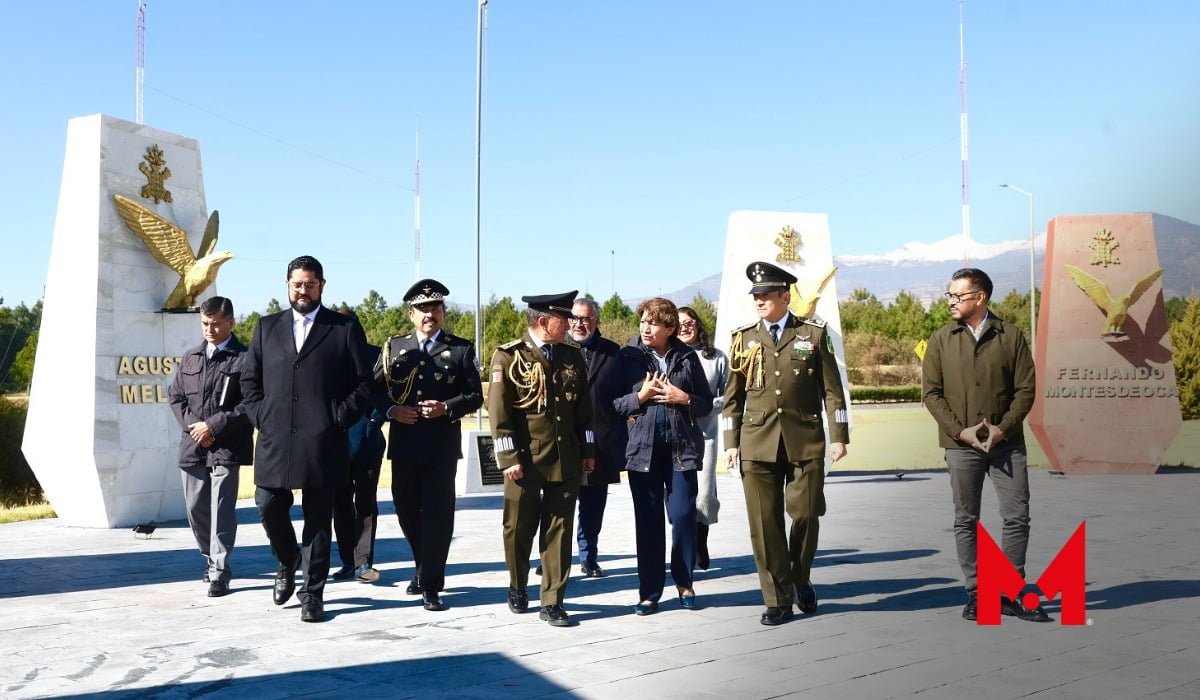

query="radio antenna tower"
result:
[414,116,421,281]
[959,0,971,263]
[135,1,145,124]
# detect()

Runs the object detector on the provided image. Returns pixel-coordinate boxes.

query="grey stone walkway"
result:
[1,470,1198,699]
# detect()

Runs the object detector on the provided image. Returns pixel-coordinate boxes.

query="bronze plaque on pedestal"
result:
[1029,213,1181,474]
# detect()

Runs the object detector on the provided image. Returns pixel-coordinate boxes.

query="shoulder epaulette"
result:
[560,338,580,349]
[385,333,408,346]
[731,321,757,335]
[802,317,826,328]
[499,339,524,351]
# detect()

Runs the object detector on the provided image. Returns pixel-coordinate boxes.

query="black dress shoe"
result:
[634,600,659,616]
[273,558,298,606]
[580,563,605,578]
[207,580,229,598]
[962,593,978,621]
[796,582,818,614]
[1002,595,1051,622]
[760,606,794,626]
[539,604,571,627]
[405,574,423,595]
[300,596,325,622]
[423,591,447,612]
[331,566,355,581]
[507,588,529,614]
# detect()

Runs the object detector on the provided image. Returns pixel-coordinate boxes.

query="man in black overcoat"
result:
[240,255,373,622]
[567,297,623,577]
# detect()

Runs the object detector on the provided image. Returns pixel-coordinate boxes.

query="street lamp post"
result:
[1000,184,1037,350]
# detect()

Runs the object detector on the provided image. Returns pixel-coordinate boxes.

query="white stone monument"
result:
[23,114,221,527]
[456,430,505,495]
[714,211,853,473]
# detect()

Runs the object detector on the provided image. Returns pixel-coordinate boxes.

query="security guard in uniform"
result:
[722,261,850,626]
[375,278,483,611]
[488,290,596,627]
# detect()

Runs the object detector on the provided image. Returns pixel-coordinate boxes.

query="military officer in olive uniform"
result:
[488,291,596,627]
[723,261,850,626]
[375,279,483,612]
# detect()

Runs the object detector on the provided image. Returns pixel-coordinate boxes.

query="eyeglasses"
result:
[568,316,596,325]
[944,291,982,303]
[289,281,321,292]
[678,320,698,330]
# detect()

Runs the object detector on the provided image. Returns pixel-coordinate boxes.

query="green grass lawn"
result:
[832,404,1198,472]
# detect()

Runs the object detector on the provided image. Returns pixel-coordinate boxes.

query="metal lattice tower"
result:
[135,1,145,124]
[959,0,971,263]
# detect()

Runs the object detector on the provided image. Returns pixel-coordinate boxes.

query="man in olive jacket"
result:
[240,256,374,623]
[488,291,595,627]
[723,261,849,626]
[922,267,1046,623]
[168,296,252,598]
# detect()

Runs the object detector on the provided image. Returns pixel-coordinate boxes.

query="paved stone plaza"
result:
[2,469,1197,699]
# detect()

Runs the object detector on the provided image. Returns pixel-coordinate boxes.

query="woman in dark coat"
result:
[612,297,714,614]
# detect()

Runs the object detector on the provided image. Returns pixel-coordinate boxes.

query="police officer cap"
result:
[522,290,578,318]
[746,261,797,294]
[404,278,450,306]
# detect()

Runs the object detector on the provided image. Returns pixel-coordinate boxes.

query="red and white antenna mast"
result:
[135,1,145,124]
[959,0,971,263]
[414,116,422,281]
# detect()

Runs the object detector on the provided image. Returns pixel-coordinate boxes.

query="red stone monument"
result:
[1029,213,1182,474]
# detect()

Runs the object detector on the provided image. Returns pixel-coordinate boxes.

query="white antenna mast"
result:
[414,116,421,281]
[136,1,145,124]
[959,0,971,263]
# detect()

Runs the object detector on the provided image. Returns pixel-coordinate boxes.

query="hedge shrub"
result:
[0,398,42,507]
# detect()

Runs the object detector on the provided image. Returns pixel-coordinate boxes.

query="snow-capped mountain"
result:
[664,213,1198,306]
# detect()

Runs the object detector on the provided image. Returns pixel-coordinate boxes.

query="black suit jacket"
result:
[579,331,623,483]
[241,306,373,489]
[374,330,483,462]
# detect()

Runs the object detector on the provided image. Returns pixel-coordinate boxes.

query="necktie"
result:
[422,338,431,354]
[295,317,311,352]
[770,323,780,344]
[540,344,553,363]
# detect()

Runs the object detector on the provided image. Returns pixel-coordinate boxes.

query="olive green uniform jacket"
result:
[722,315,850,462]
[921,314,1035,449]
[488,332,595,479]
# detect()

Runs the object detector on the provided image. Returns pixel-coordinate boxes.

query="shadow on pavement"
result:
[55,653,576,699]
[1083,579,1200,610]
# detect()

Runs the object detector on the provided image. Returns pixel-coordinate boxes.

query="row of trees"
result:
[1,291,1197,418]
[233,291,720,367]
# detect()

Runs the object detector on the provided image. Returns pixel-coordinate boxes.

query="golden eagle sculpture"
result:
[1064,263,1163,338]
[788,265,839,319]
[112,194,234,310]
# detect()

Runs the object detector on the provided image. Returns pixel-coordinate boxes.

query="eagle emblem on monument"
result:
[112,194,234,310]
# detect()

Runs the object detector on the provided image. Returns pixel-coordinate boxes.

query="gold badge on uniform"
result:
[435,372,444,381]
[565,392,576,402]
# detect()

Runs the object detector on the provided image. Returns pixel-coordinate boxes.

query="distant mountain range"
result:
[658,213,1199,307]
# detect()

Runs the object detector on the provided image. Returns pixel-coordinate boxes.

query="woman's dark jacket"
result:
[611,336,714,472]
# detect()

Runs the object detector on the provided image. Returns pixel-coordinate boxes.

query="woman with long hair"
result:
[676,306,728,570]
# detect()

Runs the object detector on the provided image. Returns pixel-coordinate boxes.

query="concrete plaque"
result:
[1029,213,1182,474]
[23,114,221,526]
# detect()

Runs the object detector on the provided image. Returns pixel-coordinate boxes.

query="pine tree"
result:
[1169,296,1200,419]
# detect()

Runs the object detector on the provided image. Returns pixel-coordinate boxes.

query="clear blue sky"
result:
[2,1,1197,312]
